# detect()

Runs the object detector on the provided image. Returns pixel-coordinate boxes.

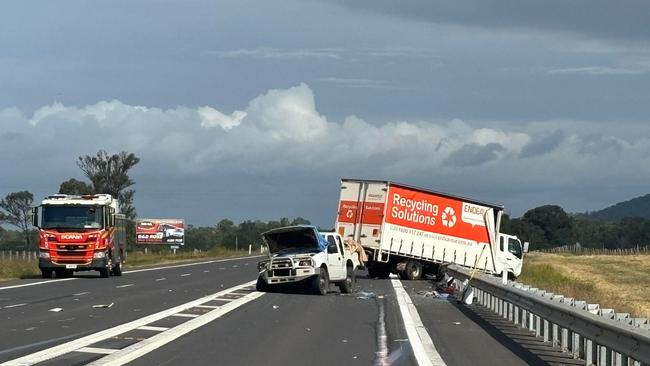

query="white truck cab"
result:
[256,226,358,295]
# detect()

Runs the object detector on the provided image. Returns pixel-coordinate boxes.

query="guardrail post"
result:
[543,319,550,343]
[585,339,594,365]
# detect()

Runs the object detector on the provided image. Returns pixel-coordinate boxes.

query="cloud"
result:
[547,66,649,76]
[2,83,650,224]
[520,130,565,158]
[316,77,393,89]
[325,0,650,44]
[209,48,343,60]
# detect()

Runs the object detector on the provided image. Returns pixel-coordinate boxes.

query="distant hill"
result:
[587,194,650,221]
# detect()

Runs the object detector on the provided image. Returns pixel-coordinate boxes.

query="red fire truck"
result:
[32,194,127,278]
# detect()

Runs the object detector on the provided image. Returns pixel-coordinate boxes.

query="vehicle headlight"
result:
[295,258,313,267]
[93,251,106,259]
[39,251,50,259]
[257,261,268,271]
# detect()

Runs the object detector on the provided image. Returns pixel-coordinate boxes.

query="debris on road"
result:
[356,291,376,300]
[92,302,114,308]
[49,308,63,312]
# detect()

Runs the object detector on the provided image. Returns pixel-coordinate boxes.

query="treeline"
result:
[501,205,650,251]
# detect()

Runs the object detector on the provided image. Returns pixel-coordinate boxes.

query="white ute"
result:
[256,226,359,295]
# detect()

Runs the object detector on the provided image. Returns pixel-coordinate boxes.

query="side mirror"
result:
[31,207,39,227]
[523,242,530,253]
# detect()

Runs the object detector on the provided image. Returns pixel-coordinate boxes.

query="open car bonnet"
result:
[261,226,328,254]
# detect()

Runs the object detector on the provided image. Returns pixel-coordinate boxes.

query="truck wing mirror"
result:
[31,207,39,227]
[523,242,530,253]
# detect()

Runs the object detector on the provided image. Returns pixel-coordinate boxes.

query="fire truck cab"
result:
[32,194,127,278]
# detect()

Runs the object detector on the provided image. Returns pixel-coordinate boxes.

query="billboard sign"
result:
[136,218,185,245]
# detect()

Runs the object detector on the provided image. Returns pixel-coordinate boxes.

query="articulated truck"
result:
[31,194,127,278]
[335,179,525,280]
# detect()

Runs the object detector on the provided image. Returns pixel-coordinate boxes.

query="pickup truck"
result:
[256,226,359,295]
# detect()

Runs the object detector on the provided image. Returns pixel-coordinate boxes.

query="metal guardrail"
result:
[446,264,650,366]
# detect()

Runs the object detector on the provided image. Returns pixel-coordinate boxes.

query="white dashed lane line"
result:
[180,273,191,277]
[155,278,166,281]
[115,284,134,289]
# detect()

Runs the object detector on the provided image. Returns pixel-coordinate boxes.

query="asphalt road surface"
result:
[0,256,574,365]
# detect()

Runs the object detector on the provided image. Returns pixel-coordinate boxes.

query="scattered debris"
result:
[272,305,280,309]
[92,303,114,309]
[25,327,36,331]
[356,291,376,300]
[453,322,461,325]
[306,328,311,332]
[342,339,348,343]
[49,308,63,312]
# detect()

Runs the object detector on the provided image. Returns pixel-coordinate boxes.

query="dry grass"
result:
[0,259,40,281]
[518,252,650,319]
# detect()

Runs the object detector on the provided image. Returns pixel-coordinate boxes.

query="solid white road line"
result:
[137,326,169,332]
[391,279,447,366]
[2,281,257,366]
[195,305,219,309]
[3,303,27,309]
[0,278,77,291]
[87,290,265,366]
[171,313,200,318]
[77,347,117,355]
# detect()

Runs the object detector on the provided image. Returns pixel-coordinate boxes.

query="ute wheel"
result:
[112,261,123,276]
[312,267,329,295]
[405,260,423,281]
[338,266,355,294]
[41,269,53,279]
[256,275,269,292]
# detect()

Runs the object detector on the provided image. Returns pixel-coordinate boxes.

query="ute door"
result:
[325,234,345,280]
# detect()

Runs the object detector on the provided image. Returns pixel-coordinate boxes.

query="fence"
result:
[539,244,650,256]
[447,264,650,366]
[0,251,37,261]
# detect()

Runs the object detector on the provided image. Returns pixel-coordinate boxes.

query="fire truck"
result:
[31,194,127,278]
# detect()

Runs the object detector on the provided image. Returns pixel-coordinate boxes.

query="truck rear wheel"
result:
[338,266,355,294]
[312,267,329,295]
[405,260,423,280]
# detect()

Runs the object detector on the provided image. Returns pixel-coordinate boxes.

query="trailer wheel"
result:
[338,266,355,294]
[312,267,329,295]
[41,269,53,279]
[405,260,423,280]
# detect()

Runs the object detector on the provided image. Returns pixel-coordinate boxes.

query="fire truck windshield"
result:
[41,205,106,229]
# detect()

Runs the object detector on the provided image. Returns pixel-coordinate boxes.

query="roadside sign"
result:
[135,218,185,245]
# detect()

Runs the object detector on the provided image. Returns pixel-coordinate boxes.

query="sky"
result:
[1,0,650,228]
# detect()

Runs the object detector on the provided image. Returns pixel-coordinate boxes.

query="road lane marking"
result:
[180,273,191,277]
[155,278,166,281]
[115,284,134,288]
[391,279,446,366]
[88,288,264,366]
[2,281,257,366]
[3,303,27,309]
[0,278,77,291]
[195,305,219,309]
[77,347,117,355]
[137,326,168,332]
[73,292,90,296]
[171,313,200,318]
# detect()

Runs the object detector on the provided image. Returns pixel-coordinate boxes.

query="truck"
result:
[335,179,525,280]
[256,226,359,295]
[31,194,127,278]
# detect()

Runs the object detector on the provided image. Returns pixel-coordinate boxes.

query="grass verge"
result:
[518,252,650,319]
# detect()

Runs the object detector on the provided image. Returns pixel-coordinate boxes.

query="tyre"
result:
[338,266,355,294]
[100,257,111,278]
[312,267,329,295]
[55,269,72,278]
[256,275,269,292]
[398,270,409,280]
[405,260,423,280]
[112,261,123,276]
[41,269,53,279]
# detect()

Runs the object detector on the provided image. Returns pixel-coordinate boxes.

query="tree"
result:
[59,178,94,195]
[0,191,34,248]
[77,150,140,219]
[522,205,574,247]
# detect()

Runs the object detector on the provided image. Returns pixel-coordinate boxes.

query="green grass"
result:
[0,259,40,280]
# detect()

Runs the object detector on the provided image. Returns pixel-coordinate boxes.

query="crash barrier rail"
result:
[538,244,650,256]
[446,264,650,366]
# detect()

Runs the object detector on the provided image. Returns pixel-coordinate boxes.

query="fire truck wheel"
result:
[100,257,111,278]
[41,269,53,279]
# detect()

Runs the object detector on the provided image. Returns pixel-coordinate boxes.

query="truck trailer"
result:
[335,179,524,280]
[31,194,127,278]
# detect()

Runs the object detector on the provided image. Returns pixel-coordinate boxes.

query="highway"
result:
[0,256,574,365]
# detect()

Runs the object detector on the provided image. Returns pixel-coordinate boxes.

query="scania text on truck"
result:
[31,194,127,278]
[335,179,525,280]
[256,226,360,295]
